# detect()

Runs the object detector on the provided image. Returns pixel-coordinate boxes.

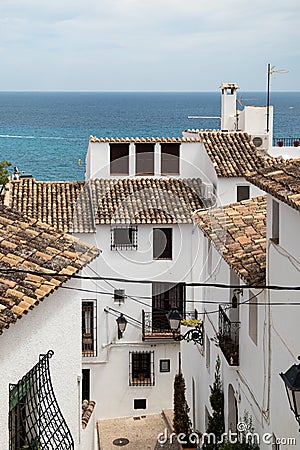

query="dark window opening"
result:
[111,226,137,250]
[151,282,185,332]
[161,143,180,174]
[135,143,154,175]
[129,351,155,386]
[110,143,129,175]
[82,369,90,401]
[271,200,279,244]
[82,301,97,357]
[237,185,250,202]
[160,359,171,372]
[134,399,147,409]
[153,228,172,259]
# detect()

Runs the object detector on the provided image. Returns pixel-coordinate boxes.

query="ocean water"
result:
[0,91,299,181]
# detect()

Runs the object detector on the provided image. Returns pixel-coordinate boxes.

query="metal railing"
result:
[273,138,300,147]
[142,309,198,339]
[218,306,240,366]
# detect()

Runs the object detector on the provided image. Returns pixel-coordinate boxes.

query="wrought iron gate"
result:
[9,350,74,450]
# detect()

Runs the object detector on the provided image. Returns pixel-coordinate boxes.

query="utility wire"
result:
[0,267,300,290]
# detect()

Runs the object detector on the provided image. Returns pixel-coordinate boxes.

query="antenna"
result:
[235,94,258,131]
[266,63,289,132]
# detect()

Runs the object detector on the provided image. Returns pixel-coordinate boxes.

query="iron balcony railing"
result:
[142,309,199,340]
[273,137,300,147]
[218,306,240,366]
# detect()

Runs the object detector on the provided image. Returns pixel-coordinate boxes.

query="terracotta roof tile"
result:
[194,196,267,285]
[91,177,206,224]
[0,205,100,335]
[184,130,274,177]
[246,159,300,212]
[9,177,208,228]
[9,179,95,233]
[82,400,96,429]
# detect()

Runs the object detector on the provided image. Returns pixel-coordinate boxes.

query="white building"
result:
[5,81,293,448]
[0,204,99,450]
[247,159,300,444]
[181,196,268,444]
[181,159,300,448]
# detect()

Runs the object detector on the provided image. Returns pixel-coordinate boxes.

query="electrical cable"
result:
[0,267,300,290]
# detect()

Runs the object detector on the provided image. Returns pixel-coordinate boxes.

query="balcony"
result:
[142,309,198,341]
[218,306,240,366]
[273,137,300,147]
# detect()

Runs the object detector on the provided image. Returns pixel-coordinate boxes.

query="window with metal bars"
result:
[9,350,74,450]
[129,351,155,386]
[82,300,97,357]
[111,226,138,250]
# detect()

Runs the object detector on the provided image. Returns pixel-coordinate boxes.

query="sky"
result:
[0,0,299,91]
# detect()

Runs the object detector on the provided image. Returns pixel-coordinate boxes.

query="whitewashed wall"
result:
[217,178,265,206]
[76,223,204,420]
[0,279,82,450]
[182,233,270,447]
[85,141,210,180]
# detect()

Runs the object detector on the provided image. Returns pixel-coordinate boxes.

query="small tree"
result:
[219,411,260,450]
[173,372,194,448]
[203,356,225,449]
[0,160,11,197]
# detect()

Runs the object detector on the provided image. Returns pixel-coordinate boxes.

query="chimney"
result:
[220,83,239,131]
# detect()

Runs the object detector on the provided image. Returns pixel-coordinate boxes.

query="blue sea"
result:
[0,91,299,181]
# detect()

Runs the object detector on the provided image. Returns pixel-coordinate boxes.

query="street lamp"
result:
[116,313,127,339]
[280,358,300,428]
[166,308,204,345]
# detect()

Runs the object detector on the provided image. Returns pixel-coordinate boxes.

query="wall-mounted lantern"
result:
[116,313,127,339]
[166,308,203,345]
[280,358,300,429]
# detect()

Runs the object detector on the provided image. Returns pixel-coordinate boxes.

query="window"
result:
[153,228,172,259]
[110,143,129,175]
[114,289,125,304]
[82,301,97,357]
[160,359,171,372]
[237,185,250,202]
[82,369,90,401]
[134,399,147,409]
[129,351,155,386]
[271,200,279,244]
[249,291,258,345]
[135,143,154,175]
[111,226,138,250]
[161,143,180,174]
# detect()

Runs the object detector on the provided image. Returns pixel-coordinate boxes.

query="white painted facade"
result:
[0,278,82,450]
[181,193,300,448]
[76,222,204,421]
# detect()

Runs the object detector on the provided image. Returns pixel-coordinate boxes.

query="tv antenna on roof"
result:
[266,63,289,132]
[236,94,257,109]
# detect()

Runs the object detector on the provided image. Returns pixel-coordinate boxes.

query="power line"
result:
[0,268,300,290]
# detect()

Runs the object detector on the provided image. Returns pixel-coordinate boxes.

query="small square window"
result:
[237,185,250,202]
[111,226,137,250]
[134,399,147,409]
[160,359,170,372]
